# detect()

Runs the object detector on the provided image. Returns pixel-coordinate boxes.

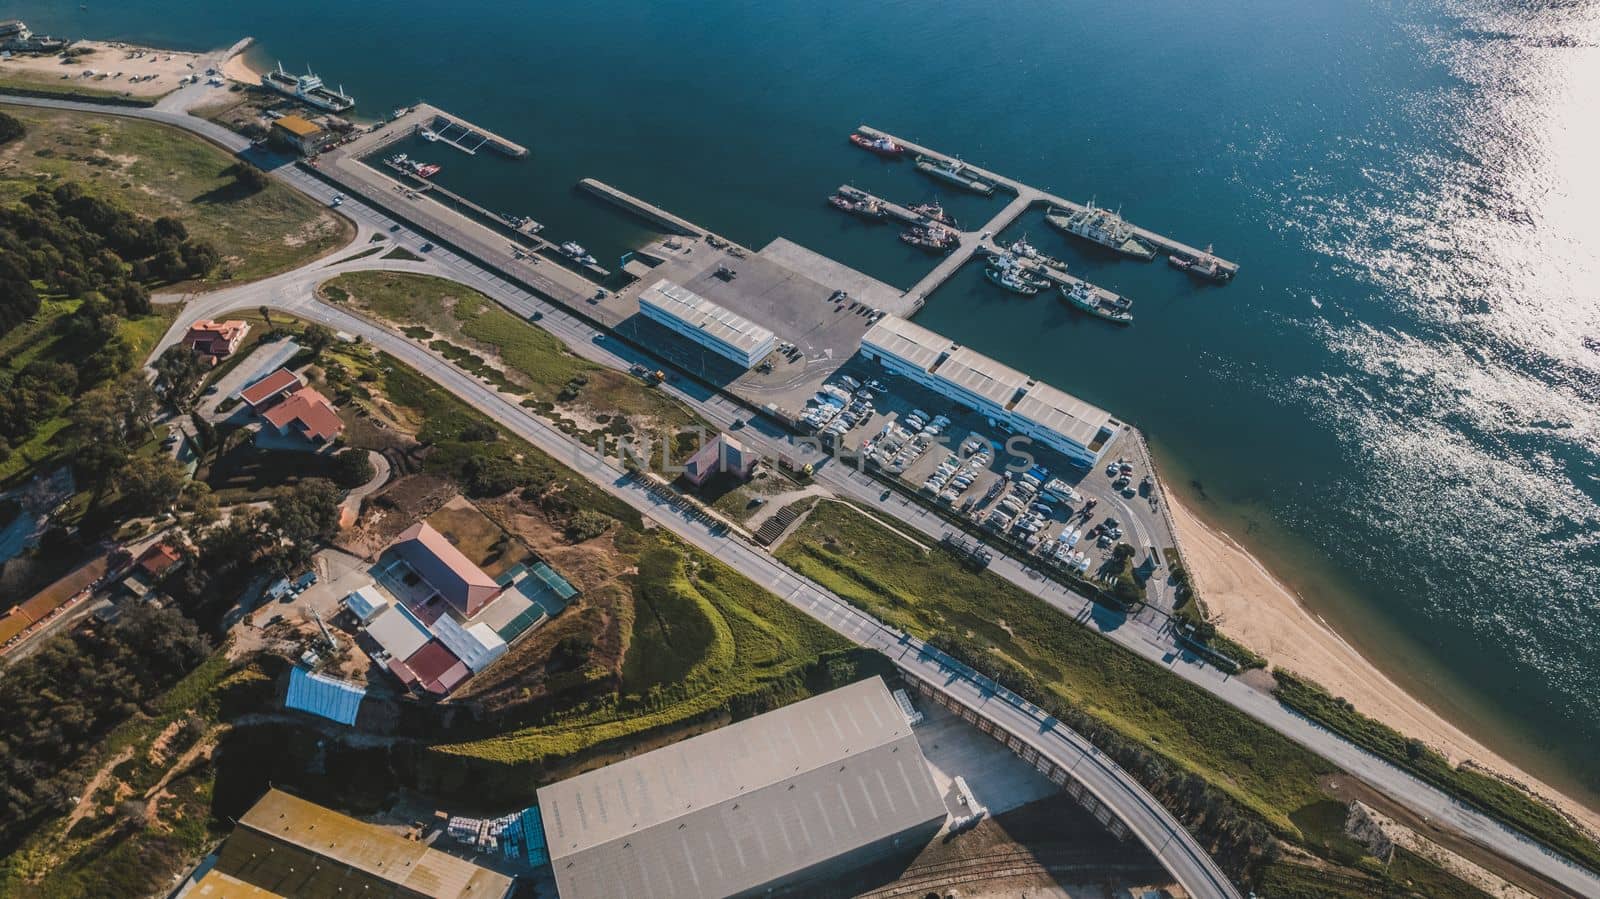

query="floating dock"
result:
[857,125,1239,278]
[418,106,527,157]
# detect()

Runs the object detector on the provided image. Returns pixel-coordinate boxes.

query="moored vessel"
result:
[260,62,355,112]
[849,132,906,157]
[828,192,887,220]
[1168,243,1232,282]
[1060,281,1133,325]
[1044,202,1157,260]
[913,155,997,196]
[910,202,956,227]
[559,241,598,266]
[900,225,959,253]
[983,254,1048,295]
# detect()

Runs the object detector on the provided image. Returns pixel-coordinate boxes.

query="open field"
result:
[426,497,527,581]
[321,271,704,445]
[0,105,350,283]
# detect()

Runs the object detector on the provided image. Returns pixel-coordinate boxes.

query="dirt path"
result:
[744,484,829,530]
[63,745,134,833]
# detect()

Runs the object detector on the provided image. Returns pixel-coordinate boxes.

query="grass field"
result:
[0,105,350,283]
[426,500,527,580]
[777,500,1335,833]
[321,271,702,434]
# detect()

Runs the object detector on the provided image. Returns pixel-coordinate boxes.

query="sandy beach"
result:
[1167,494,1600,838]
[0,40,203,97]
[220,48,263,86]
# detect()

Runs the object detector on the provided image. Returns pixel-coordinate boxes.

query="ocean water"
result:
[9,0,1599,806]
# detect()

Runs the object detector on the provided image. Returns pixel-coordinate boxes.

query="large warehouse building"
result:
[860,315,1116,468]
[638,279,777,368]
[537,676,947,899]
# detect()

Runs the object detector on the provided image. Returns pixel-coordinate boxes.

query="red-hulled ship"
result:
[849,133,905,157]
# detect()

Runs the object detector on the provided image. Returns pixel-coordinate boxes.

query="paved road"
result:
[9,93,1599,897]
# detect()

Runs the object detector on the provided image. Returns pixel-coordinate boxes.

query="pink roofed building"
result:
[393,522,503,618]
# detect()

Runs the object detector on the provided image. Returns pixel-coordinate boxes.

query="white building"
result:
[859,315,1117,468]
[638,279,776,368]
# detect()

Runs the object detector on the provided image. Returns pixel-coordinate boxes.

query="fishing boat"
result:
[910,202,956,227]
[913,155,997,195]
[827,193,886,220]
[1008,236,1069,272]
[1044,202,1157,260]
[900,225,958,253]
[559,241,598,266]
[849,132,906,157]
[1060,281,1133,325]
[1168,243,1232,282]
[983,254,1048,295]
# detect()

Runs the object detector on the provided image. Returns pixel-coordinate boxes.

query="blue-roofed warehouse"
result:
[285,666,366,726]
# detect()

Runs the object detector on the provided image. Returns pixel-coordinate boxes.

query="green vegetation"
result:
[1273,670,1600,873]
[780,502,1330,830]
[431,529,870,784]
[0,105,347,283]
[0,77,158,106]
[1255,848,1492,899]
[322,270,702,442]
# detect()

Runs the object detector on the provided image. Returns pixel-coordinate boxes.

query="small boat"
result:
[1060,282,1133,325]
[910,202,955,227]
[984,256,1043,296]
[828,193,886,220]
[900,225,958,253]
[559,241,598,266]
[849,132,906,157]
[1168,244,1232,282]
[1008,236,1069,272]
[421,127,440,142]
[387,153,440,179]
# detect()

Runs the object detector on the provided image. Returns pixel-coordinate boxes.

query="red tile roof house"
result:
[181,319,250,358]
[136,542,184,578]
[238,368,345,446]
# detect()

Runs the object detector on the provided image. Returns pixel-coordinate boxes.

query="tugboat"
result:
[849,132,906,157]
[900,225,959,254]
[1060,281,1133,325]
[1168,244,1232,282]
[827,192,887,220]
[559,241,598,267]
[910,202,956,227]
[1044,202,1157,260]
[983,254,1047,296]
[913,155,997,196]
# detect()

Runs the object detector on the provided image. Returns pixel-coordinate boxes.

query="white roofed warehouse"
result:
[638,279,777,368]
[537,676,947,899]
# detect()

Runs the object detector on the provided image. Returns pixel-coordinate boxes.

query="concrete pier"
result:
[858,124,1239,276]
[579,178,706,237]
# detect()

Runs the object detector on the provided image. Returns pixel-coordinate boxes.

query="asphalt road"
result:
[9,93,1599,897]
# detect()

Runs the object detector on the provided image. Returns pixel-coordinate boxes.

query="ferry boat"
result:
[910,202,955,227]
[849,132,906,157]
[900,225,958,253]
[1060,281,1133,325]
[1044,202,1157,260]
[260,62,355,113]
[828,193,886,220]
[1168,244,1232,282]
[388,153,440,179]
[913,155,996,196]
[559,242,598,266]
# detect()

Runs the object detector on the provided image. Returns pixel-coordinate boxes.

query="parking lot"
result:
[795,358,1179,608]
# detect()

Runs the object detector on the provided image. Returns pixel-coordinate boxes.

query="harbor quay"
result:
[856,124,1240,278]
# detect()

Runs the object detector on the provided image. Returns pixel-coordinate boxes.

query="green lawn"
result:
[777,500,1336,833]
[0,104,350,283]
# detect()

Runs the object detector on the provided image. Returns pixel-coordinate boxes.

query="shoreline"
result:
[1165,491,1600,839]
[219,41,263,85]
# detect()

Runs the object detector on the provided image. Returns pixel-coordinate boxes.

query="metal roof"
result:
[395,522,502,616]
[538,676,946,899]
[932,346,1029,409]
[860,315,953,373]
[226,789,514,899]
[238,367,301,407]
[284,666,366,726]
[363,603,432,661]
[1009,381,1114,451]
[639,280,775,357]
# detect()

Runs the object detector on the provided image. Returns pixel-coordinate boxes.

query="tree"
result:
[232,162,270,192]
[301,323,335,359]
[0,110,23,147]
[114,455,189,516]
[265,478,342,570]
[258,305,272,326]
[331,448,375,489]
[153,344,209,408]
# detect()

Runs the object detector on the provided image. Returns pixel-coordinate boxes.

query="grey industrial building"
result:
[637,279,777,369]
[537,676,947,899]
